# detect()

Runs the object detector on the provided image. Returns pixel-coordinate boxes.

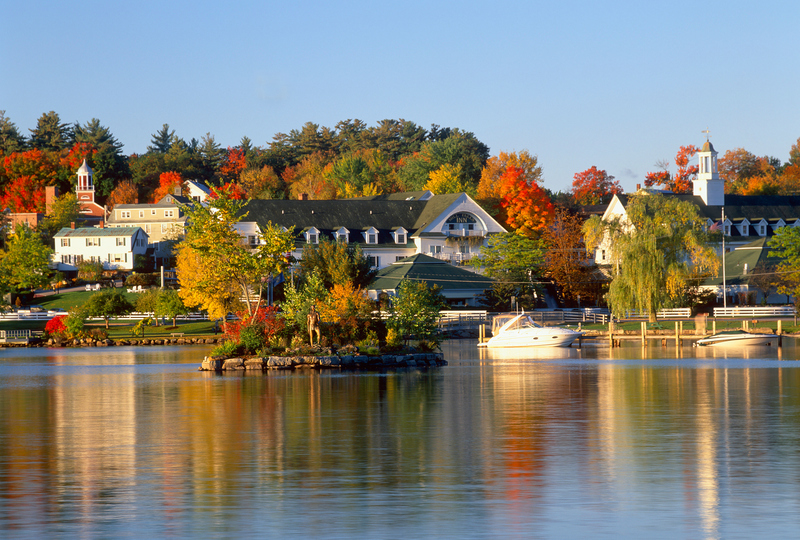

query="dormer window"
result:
[363,227,379,245]
[394,228,408,245]
[335,228,349,244]
[306,228,319,244]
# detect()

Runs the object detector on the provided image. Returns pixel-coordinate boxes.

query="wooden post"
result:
[675,321,680,346]
[609,319,615,346]
[778,319,782,335]
[712,319,716,335]
[641,321,646,345]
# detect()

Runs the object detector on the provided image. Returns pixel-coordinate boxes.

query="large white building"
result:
[239,191,507,271]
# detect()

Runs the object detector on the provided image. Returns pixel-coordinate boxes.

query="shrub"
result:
[212,340,242,357]
[44,315,68,337]
[126,273,159,287]
[224,306,286,354]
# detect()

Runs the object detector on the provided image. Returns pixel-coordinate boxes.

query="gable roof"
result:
[612,192,800,223]
[368,254,494,292]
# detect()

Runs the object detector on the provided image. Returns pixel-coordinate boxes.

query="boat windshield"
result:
[492,313,542,334]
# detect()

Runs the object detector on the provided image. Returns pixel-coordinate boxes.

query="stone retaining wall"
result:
[200,352,446,371]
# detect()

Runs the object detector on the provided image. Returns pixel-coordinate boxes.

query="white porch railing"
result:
[623,308,692,319]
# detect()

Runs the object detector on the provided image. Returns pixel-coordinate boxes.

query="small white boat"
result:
[695,331,777,347]
[478,313,582,348]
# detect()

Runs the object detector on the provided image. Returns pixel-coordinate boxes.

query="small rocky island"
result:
[200,351,446,371]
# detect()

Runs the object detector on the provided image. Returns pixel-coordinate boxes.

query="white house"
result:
[53,225,149,273]
[240,191,507,271]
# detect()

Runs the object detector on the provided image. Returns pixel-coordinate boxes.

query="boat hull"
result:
[696,333,777,347]
[480,330,582,348]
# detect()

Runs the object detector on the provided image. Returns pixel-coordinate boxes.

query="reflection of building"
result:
[242,191,506,271]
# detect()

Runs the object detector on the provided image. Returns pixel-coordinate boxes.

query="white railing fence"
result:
[712,306,796,318]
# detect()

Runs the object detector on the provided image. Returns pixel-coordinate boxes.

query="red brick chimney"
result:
[98,221,104,228]
[299,193,309,201]
[70,222,75,229]
[45,186,60,215]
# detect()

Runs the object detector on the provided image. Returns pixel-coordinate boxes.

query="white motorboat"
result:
[695,331,777,347]
[478,313,582,348]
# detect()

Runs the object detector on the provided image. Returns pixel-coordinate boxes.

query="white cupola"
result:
[76,159,95,202]
[693,138,724,206]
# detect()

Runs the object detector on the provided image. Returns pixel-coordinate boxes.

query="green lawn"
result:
[34,289,142,312]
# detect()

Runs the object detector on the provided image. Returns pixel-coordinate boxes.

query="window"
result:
[248,235,257,246]
[308,232,318,244]
[120,210,131,219]
[430,245,442,254]
[368,256,380,268]
[116,237,126,246]
[151,209,157,216]
[396,233,406,244]
[60,239,70,247]
[368,233,377,244]
[724,225,730,235]
[601,249,606,261]
[760,225,766,236]
[144,224,151,233]
[396,256,405,262]
[139,210,144,218]
[86,238,99,247]
[165,209,175,218]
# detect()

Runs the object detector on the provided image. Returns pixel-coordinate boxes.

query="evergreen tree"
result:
[29,111,71,152]
[73,118,130,196]
[148,124,174,153]
[0,110,26,154]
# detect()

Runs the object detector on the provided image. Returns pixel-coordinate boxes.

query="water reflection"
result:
[1,343,800,538]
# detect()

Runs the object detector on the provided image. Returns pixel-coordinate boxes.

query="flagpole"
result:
[722,207,727,309]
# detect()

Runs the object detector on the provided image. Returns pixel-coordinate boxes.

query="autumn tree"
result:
[542,207,601,306]
[477,150,542,202]
[152,171,186,202]
[106,180,139,210]
[424,163,470,195]
[176,189,295,324]
[283,151,336,200]
[583,191,719,321]
[239,165,285,199]
[498,166,555,236]
[644,145,699,193]
[396,132,489,191]
[571,166,622,205]
[219,147,247,183]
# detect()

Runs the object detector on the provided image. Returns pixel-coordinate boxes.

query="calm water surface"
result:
[2,341,800,539]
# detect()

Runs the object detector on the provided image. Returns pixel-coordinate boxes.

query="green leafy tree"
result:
[83,289,134,329]
[0,225,53,292]
[176,188,295,324]
[134,288,161,325]
[38,192,82,239]
[299,238,377,290]
[470,231,544,309]
[77,260,104,283]
[156,289,189,327]
[767,226,800,302]
[280,269,329,334]
[583,191,719,321]
[387,279,446,348]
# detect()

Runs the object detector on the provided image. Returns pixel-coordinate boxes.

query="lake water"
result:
[2,340,800,539]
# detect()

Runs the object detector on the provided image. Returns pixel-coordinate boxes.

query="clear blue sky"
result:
[2,0,799,193]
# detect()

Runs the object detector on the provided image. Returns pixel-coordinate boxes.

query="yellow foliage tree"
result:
[424,163,469,195]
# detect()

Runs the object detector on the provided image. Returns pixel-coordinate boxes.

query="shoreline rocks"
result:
[200,352,447,372]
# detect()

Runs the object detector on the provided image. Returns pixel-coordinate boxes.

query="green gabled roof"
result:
[704,238,783,286]
[369,254,494,292]
[54,226,144,238]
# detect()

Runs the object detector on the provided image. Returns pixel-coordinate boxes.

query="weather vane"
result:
[702,127,711,141]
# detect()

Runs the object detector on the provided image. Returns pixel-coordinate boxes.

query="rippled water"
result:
[2,341,800,539]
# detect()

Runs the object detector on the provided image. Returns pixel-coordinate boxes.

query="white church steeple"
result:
[693,132,724,205]
[76,159,95,203]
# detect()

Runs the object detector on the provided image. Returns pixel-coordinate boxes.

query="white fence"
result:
[713,306,796,318]
[623,308,692,319]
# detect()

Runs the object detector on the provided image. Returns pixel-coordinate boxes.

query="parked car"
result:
[27,305,46,312]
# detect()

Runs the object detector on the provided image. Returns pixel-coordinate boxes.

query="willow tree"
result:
[583,191,718,322]
[176,188,295,324]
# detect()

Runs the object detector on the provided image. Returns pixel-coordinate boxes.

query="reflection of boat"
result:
[695,331,777,347]
[478,313,582,348]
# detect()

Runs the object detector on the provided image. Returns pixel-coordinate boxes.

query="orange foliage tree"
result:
[644,145,698,193]
[106,180,139,210]
[571,166,623,205]
[208,182,247,200]
[499,166,555,236]
[151,171,186,202]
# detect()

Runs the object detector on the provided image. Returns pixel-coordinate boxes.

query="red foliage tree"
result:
[571,166,623,205]
[0,175,48,212]
[219,147,247,183]
[499,166,555,236]
[208,182,247,200]
[644,145,699,193]
[151,171,185,202]
[45,315,68,336]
